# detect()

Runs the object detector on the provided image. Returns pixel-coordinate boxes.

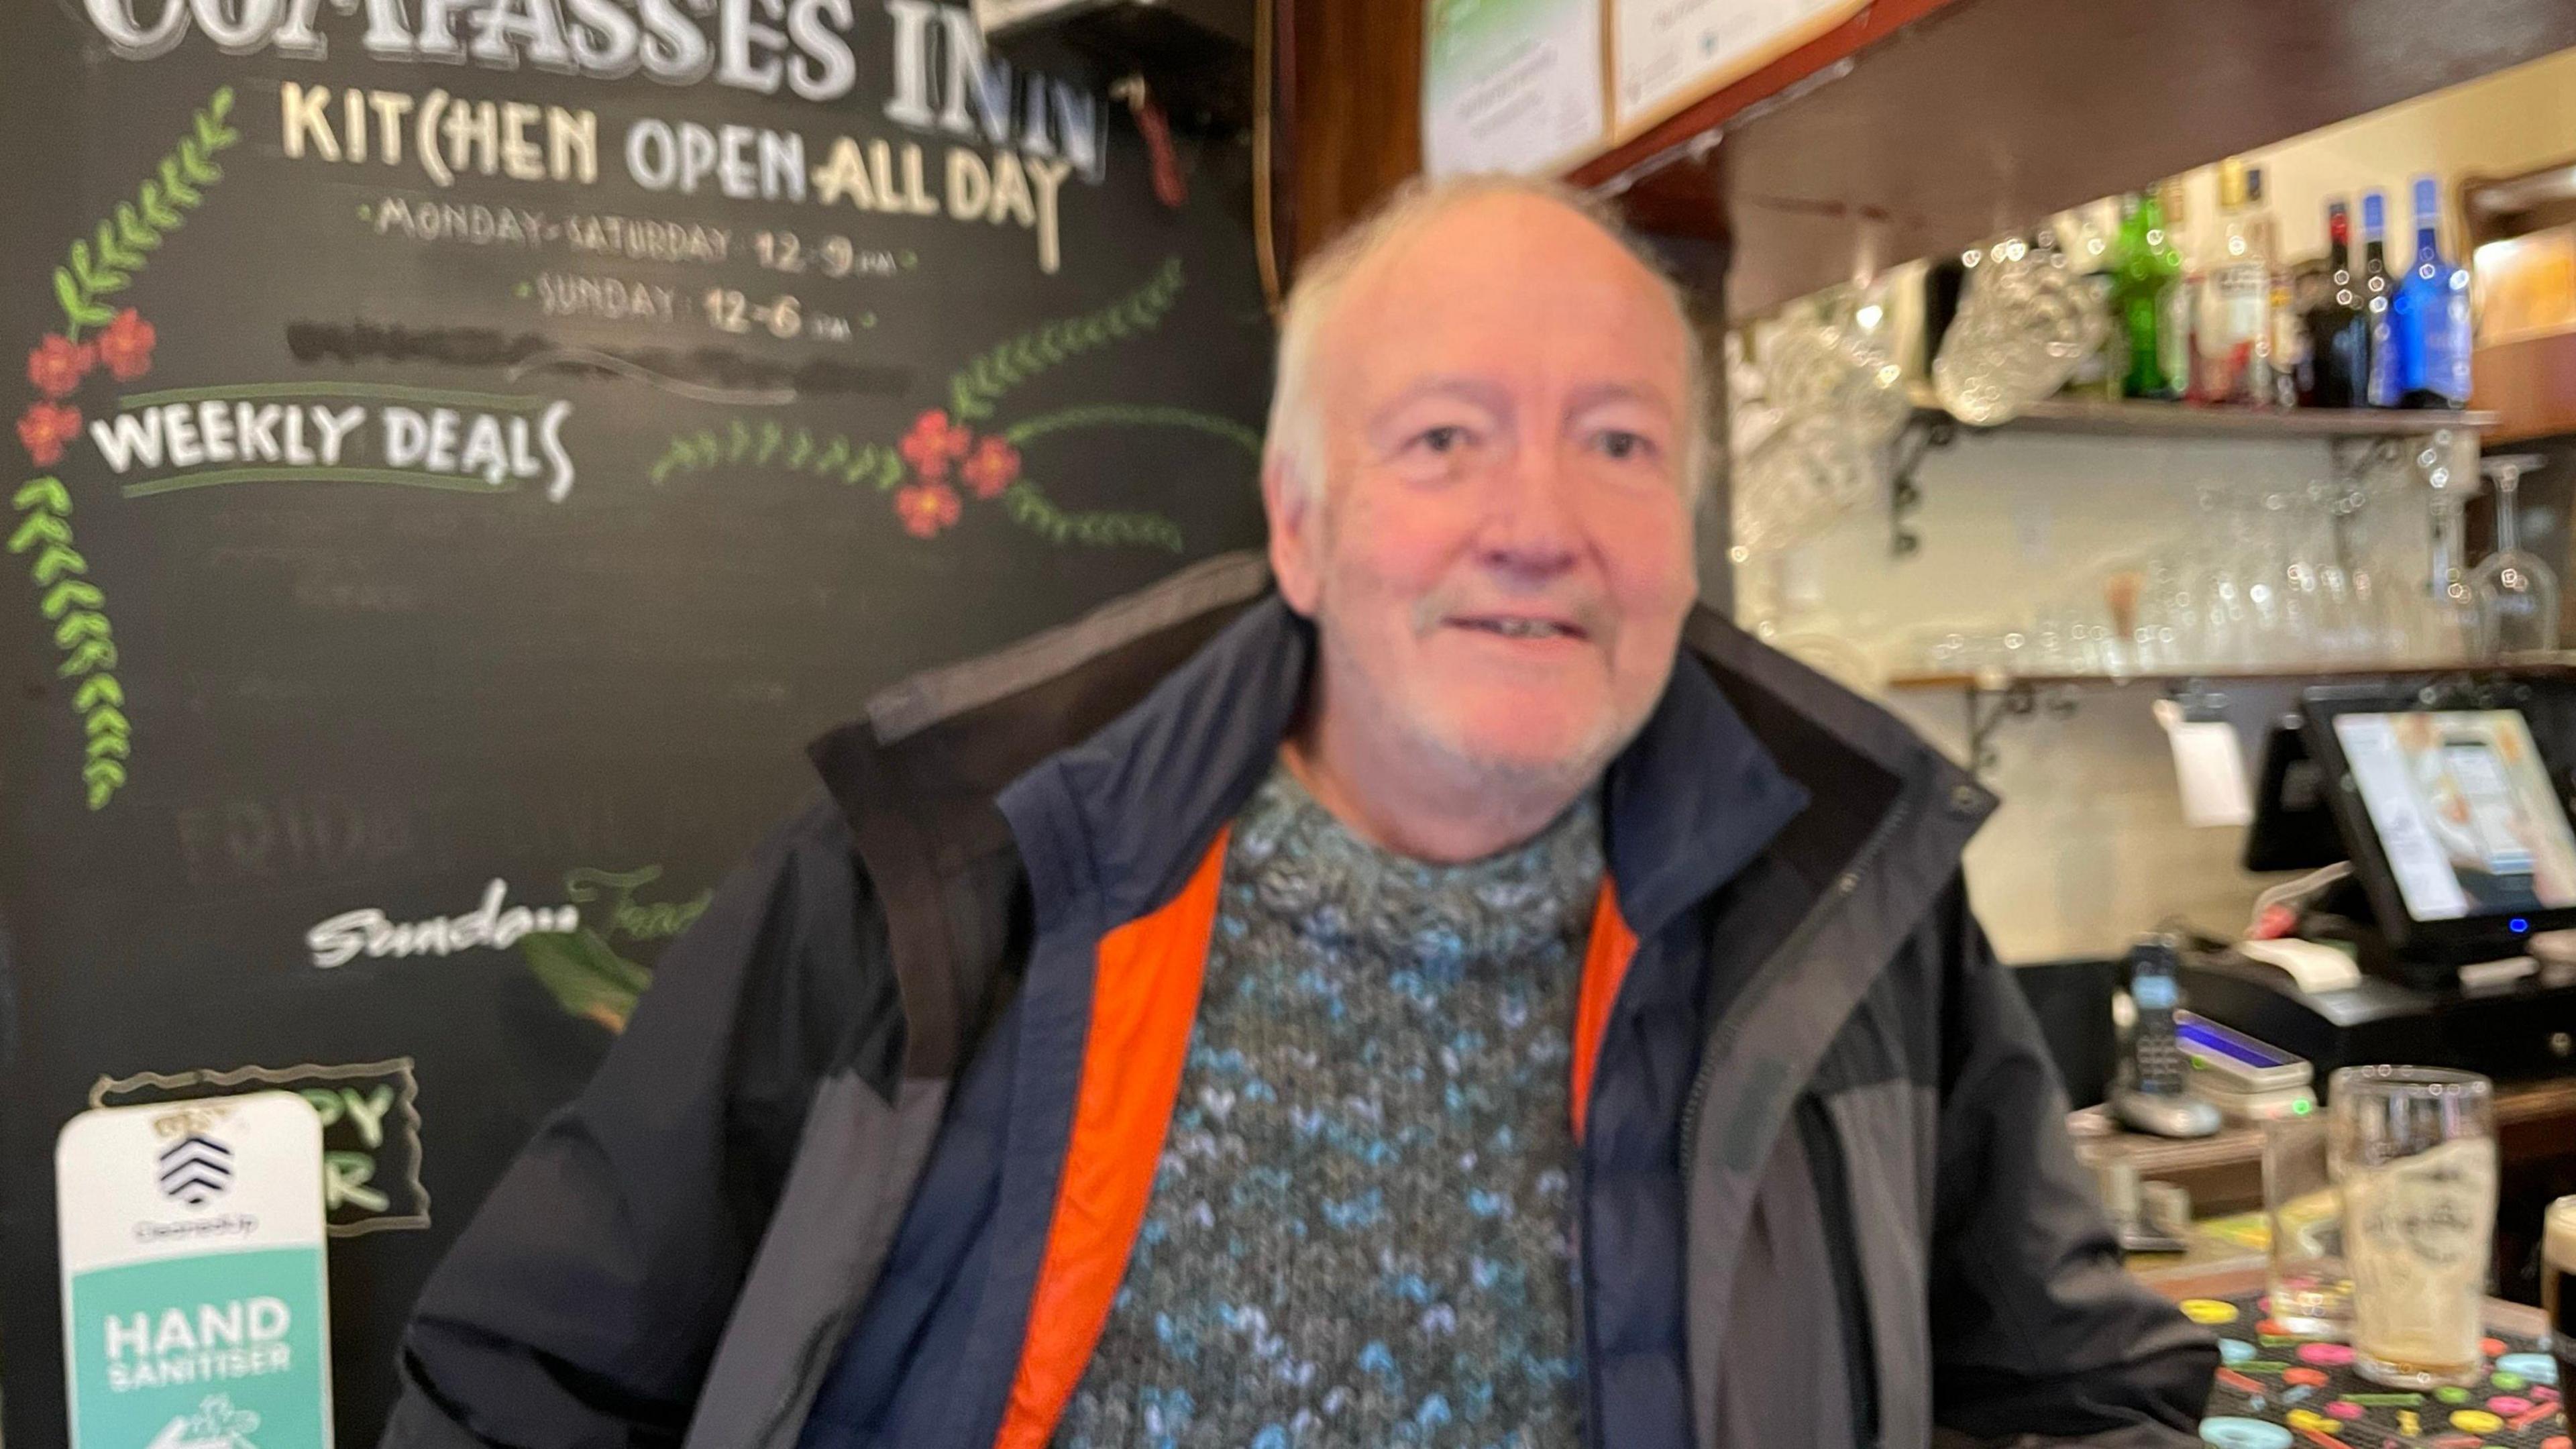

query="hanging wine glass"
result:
[2471,454,2561,658]
[2420,486,2485,664]
[2394,431,2484,664]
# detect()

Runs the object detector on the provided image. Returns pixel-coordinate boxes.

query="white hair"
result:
[1263,173,1713,506]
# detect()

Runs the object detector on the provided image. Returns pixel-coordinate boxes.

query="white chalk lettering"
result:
[306,879,580,969]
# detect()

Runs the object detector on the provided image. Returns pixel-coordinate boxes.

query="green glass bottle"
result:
[2113,188,2186,399]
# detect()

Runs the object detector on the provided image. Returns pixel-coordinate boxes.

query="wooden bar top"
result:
[2074,1076,2576,1216]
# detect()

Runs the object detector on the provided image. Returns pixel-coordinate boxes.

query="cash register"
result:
[2180,680,2576,1084]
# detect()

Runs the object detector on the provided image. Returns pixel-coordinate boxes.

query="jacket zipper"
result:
[1796,1094,1882,1449]
[1677,788,1919,1175]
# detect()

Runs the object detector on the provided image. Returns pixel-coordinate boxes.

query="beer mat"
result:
[2186,1293,2566,1449]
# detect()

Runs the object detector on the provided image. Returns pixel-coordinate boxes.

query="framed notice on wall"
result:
[1611,0,1869,140]
[1423,0,1611,176]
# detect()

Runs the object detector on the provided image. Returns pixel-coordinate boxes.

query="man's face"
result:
[1268,194,1699,792]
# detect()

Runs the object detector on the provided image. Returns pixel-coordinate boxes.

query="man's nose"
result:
[1472,444,1581,582]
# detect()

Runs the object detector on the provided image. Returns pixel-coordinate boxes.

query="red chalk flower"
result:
[18,400,82,466]
[961,436,1021,500]
[899,409,971,482]
[894,480,962,538]
[95,309,156,382]
[25,334,95,399]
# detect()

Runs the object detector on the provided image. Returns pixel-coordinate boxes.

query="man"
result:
[387,176,2214,1448]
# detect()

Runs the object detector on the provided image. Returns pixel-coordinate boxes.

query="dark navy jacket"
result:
[384,554,2214,1449]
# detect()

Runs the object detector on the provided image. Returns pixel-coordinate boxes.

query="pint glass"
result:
[2265,1113,2351,1337]
[2329,1066,2496,1389]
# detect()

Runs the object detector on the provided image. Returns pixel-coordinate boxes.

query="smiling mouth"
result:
[1450,616,1589,641]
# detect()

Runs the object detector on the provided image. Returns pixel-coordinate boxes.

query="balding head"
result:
[1261,174,1706,863]
[1265,174,1709,505]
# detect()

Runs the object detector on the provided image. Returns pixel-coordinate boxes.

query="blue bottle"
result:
[2385,174,2474,408]
[2361,190,2398,406]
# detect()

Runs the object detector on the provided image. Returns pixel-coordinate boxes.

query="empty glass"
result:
[2189,489,2276,669]
[1889,439,2496,682]
[1735,413,1874,555]
[1731,284,1913,564]
[2416,488,2487,665]
[1933,235,2110,425]
[2266,1112,2351,1338]
[2472,454,2561,657]
[2330,1066,2497,1389]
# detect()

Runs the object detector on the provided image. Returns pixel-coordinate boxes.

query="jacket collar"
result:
[994,592,1809,940]
[996,596,1309,934]
[1604,645,1810,938]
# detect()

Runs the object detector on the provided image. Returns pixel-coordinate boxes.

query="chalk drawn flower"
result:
[645,257,1226,555]
[899,409,971,482]
[961,436,1022,500]
[17,400,81,466]
[26,334,95,399]
[894,479,962,537]
[95,308,156,382]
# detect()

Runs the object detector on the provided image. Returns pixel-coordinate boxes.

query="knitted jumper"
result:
[1055,763,1604,1448]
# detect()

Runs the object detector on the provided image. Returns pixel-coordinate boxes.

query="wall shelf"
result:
[1890,659,2576,780]
[1877,396,2492,561]
[1886,659,2574,693]
[1921,398,2498,441]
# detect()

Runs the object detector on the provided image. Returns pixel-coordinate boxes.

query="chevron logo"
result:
[156,1132,233,1207]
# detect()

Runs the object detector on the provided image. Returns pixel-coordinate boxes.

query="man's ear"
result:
[1264,453,1323,617]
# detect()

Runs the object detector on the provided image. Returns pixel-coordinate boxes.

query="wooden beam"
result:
[1283,0,1425,268]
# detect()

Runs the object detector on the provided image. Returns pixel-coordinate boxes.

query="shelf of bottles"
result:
[1987,163,2485,422]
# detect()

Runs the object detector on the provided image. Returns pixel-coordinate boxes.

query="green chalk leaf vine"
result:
[947,256,1185,422]
[647,256,1253,553]
[12,88,233,810]
[54,87,238,340]
[9,479,129,809]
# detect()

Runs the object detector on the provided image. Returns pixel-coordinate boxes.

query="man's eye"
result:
[1596,430,1655,462]
[1415,425,1470,453]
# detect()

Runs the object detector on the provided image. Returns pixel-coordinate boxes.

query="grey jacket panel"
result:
[388,798,904,1449]
[864,553,1274,747]
[1939,1426,2225,1449]
[1707,1125,1854,1448]
[1831,1080,1940,1449]
[1695,885,2212,1449]
[686,1077,951,1449]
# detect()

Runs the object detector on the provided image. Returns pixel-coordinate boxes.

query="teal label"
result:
[67,1246,329,1448]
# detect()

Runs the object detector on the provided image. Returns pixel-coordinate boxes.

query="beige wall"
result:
[1883,679,2286,966]
[2169,46,2576,264]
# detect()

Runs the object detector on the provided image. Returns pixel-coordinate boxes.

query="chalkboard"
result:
[0,4,1271,1442]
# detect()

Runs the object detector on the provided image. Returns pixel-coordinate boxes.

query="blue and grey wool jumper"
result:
[1057,763,1605,1448]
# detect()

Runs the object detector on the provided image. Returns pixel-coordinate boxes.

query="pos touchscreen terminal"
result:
[2182,681,2576,1082]
[2303,690,2576,966]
